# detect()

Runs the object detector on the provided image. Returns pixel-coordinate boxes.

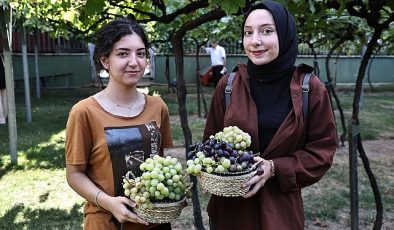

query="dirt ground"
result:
[165,139,394,230]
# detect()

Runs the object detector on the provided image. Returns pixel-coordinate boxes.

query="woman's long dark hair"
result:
[93,17,149,73]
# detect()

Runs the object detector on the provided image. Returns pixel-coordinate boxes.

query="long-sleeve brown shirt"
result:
[203,64,337,230]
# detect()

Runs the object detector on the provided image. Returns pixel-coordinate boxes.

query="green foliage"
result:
[211,0,245,15]
[84,0,106,16]
[5,0,393,56]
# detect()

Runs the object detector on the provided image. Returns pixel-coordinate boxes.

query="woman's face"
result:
[100,33,148,87]
[243,9,279,66]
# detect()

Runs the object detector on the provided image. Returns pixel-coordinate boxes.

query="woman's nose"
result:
[128,54,138,66]
[251,34,262,46]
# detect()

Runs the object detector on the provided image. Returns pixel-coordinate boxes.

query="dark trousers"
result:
[212,65,224,88]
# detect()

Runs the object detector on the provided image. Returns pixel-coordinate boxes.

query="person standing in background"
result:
[204,40,227,87]
[0,58,7,124]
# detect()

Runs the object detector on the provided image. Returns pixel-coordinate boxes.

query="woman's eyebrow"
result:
[244,23,275,28]
[114,47,146,51]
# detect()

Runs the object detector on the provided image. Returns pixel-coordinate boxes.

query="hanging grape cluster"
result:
[123,155,191,209]
[186,126,257,175]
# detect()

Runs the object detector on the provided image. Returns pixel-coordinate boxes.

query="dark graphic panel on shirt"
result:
[105,121,162,197]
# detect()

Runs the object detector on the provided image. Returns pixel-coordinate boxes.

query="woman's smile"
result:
[251,50,266,56]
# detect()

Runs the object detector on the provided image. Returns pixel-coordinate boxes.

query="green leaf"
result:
[63,10,76,23]
[84,0,106,16]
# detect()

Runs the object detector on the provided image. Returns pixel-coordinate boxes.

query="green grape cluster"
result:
[214,126,251,150]
[123,155,191,209]
[186,126,256,176]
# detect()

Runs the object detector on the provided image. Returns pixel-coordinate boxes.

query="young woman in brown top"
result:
[203,1,337,229]
[65,18,173,230]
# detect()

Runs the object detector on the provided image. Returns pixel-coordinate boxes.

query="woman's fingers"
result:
[242,174,265,197]
[243,180,265,198]
[242,174,261,188]
[123,196,137,208]
[119,197,149,225]
[242,157,271,198]
[129,212,149,225]
[253,156,263,162]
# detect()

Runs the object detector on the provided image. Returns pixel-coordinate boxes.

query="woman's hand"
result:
[104,195,149,225]
[242,156,272,198]
[65,165,148,225]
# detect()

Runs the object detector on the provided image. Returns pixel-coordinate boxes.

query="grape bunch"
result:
[186,126,257,176]
[123,155,191,209]
[214,126,252,150]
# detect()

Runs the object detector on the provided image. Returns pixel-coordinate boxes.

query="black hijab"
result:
[243,1,298,152]
[243,0,298,81]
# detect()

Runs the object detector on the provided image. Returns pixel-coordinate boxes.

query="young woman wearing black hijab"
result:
[203,1,337,229]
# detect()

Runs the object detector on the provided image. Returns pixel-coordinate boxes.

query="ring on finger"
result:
[256,165,264,176]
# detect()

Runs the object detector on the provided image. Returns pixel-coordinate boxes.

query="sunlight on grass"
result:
[0,129,66,171]
[0,169,84,229]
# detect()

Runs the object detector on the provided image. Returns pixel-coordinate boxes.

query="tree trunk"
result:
[171,35,205,230]
[169,8,226,230]
[325,37,347,146]
[194,38,208,118]
[351,28,383,230]
[356,135,383,229]
[20,25,32,123]
[34,29,41,99]
[0,6,18,165]
[195,40,202,118]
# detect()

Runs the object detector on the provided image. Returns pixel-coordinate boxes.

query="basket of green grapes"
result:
[187,126,259,197]
[123,155,192,224]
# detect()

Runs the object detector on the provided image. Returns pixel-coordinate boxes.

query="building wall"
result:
[12,53,92,88]
[10,54,394,88]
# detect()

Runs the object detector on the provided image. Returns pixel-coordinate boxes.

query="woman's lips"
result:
[125,71,141,76]
[251,50,265,56]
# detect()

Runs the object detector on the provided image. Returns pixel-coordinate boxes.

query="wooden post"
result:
[348,119,359,230]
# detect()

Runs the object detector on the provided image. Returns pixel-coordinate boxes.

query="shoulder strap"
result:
[224,72,236,108]
[302,72,313,122]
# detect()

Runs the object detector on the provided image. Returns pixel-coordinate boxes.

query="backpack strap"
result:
[302,72,313,122]
[224,72,236,108]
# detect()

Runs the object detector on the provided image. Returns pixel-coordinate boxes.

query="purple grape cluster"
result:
[186,136,257,175]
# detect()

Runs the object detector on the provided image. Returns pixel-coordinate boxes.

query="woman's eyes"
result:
[244,28,274,36]
[244,30,253,36]
[117,51,147,58]
[137,51,147,58]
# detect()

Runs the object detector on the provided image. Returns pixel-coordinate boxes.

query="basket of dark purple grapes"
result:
[186,126,258,197]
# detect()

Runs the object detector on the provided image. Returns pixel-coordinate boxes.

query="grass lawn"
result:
[0,85,393,229]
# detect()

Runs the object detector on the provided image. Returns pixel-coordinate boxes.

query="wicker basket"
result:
[198,169,257,197]
[134,197,187,223]
[123,171,191,223]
